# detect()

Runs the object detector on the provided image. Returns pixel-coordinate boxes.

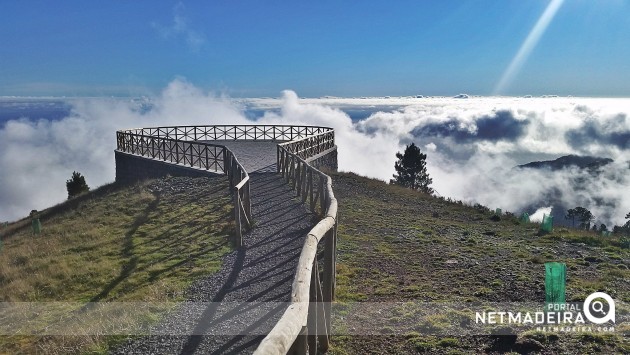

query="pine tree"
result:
[66,171,90,199]
[390,143,433,194]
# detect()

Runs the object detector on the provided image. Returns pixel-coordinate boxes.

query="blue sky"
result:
[1,0,629,97]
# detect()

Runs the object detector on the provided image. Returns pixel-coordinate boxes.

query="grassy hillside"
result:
[329,172,629,354]
[0,176,234,354]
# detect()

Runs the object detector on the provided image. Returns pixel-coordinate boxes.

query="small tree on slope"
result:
[390,143,434,194]
[66,171,90,199]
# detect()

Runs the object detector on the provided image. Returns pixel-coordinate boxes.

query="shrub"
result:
[66,171,90,199]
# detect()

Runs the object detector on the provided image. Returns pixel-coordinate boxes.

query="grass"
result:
[328,172,629,354]
[0,176,234,354]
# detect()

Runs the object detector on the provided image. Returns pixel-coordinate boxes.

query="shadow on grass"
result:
[88,193,162,303]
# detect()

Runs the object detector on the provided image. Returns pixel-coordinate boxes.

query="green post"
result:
[519,212,530,223]
[32,218,41,235]
[545,262,566,311]
[540,214,553,234]
[495,208,502,215]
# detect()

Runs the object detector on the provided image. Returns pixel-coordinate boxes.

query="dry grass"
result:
[0,176,234,354]
[328,172,629,354]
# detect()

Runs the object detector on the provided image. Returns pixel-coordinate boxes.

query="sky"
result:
[1,0,630,97]
[1,1,630,226]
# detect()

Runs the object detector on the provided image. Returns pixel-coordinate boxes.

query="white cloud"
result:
[152,2,206,51]
[0,78,246,221]
[530,207,553,223]
[2,83,630,229]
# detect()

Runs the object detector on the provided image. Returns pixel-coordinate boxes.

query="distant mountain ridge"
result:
[517,154,613,171]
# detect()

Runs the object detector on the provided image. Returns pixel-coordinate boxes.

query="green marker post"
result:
[545,262,566,312]
[519,212,530,223]
[539,214,553,234]
[32,219,41,235]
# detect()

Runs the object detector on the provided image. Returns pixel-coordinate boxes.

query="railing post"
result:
[234,187,242,247]
[245,180,252,223]
[190,143,194,167]
[222,148,227,175]
[332,220,337,301]
[323,227,335,338]
[204,145,209,170]
[280,149,285,176]
[301,164,308,201]
[308,260,318,355]
[288,326,308,355]
[294,160,300,193]
[319,178,325,215]
[308,170,314,208]
[288,155,293,182]
[175,140,180,164]
[316,271,329,352]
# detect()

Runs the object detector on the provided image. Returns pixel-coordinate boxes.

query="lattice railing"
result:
[116,131,226,171]
[122,125,331,142]
[115,125,334,251]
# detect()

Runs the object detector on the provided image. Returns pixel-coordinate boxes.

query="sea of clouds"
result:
[1,78,629,228]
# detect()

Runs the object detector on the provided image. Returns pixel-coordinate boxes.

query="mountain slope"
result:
[0,176,234,354]
[329,172,629,354]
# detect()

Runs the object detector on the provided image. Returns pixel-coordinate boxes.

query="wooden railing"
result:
[116,124,338,353]
[117,125,330,245]
[120,125,331,142]
[255,134,338,355]
[278,130,335,161]
[116,131,227,172]
[224,149,251,246]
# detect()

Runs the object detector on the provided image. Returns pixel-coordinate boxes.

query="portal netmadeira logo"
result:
[475,263,617,333]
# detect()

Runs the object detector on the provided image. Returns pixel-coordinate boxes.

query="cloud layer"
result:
[2,82,629,228]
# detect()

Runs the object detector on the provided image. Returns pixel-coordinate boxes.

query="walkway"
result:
[113,142,315,354]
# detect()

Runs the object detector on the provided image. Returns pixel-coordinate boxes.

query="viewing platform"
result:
[113,125,339,354]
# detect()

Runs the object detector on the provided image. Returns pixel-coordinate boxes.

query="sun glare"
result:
[494,0,566,95]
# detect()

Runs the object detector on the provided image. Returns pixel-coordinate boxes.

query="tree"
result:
[573,207,594,230]
[565,208,578,227]
[567,207,594,230]
[390,143,433,194]
[66,171,89,199]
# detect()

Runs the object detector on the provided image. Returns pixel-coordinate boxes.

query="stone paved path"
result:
[112,142,314,354]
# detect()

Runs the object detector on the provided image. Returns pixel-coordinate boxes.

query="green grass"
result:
[329,172,629,354]
[0,176,234,354]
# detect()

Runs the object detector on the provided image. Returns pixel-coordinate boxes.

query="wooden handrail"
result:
[115,124,337,354]
[255,132,338,355]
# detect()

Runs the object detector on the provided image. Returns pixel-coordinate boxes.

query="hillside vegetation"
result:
[0,176,234,354]
[329,172,629,354]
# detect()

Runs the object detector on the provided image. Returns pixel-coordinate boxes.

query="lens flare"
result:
[494,0,566,95]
